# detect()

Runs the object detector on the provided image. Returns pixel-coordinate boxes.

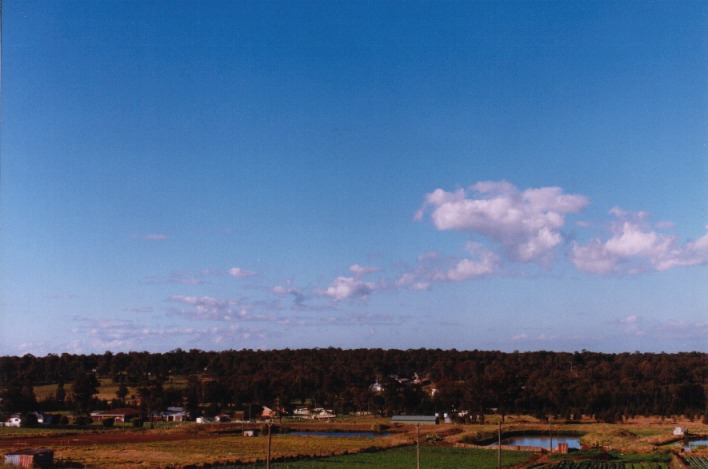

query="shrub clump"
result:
[371,423,389,433]
[102,417,115,428]
[74,416,91,426]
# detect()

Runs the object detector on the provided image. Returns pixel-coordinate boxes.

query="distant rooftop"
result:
[391,415,439,425]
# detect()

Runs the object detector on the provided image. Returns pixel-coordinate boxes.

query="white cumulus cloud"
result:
[416,181,588,263]
[317,264,383,302]
[318,276,377,302]
[572,209,708,274]
[438,243,499,281]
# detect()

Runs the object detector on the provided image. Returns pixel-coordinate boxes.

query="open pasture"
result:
[0,417,705,468]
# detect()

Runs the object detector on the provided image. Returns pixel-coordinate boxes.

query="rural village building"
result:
[90,407,140,423]
[391,415,439,425]
[162,407,188,422]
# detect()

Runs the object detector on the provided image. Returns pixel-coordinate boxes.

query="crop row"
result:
[543,462,669,469]
[687,456,708,469]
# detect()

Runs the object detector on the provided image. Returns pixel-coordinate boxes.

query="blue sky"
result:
[1,1,706,356]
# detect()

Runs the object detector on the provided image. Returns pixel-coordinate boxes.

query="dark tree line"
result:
[1,349,705,422]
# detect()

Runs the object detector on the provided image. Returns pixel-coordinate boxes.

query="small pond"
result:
[682,439,708,451]
[498,435,581,449]
[288,431,389,438]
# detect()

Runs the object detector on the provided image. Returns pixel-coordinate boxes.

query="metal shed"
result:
[390,415,439,425]
[4,448,53,468]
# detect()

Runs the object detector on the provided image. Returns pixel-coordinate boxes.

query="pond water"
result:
[288,431,389,438]
[682,439,708,450]
[498,435,581,449]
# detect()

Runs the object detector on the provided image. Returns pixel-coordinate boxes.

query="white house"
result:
[4,416,21,427]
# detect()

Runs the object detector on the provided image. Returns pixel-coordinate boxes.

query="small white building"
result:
[162,407,188,422]
[5,416,21,427]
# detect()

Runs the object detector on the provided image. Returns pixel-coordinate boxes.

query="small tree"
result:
[72,372,100,416]
[55,382,66,408]
[137,375,164,429]
[116,378,129,406]
[0,373,37,413]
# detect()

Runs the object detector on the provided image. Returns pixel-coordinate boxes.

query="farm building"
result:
[4,416,21,427]
[162,407,188,422]
[261,406,276,419]
[391,415,439,425]
[90,407,140,423]
[4,448,53,468]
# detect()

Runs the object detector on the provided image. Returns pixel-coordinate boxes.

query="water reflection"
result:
[682,439,708,451]
[499,435,581,449]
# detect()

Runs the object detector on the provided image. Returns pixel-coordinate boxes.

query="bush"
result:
[423,433,443,443]
[59,415,70,426]
[74,416,91,426]
[131,417,143,428]
[102,417,115,428]
[371,423,389,433]
[20,413,38,428]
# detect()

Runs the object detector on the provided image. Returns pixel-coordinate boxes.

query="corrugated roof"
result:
[390,415,439,424]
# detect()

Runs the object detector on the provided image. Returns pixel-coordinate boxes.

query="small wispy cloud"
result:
[167,295,249,321]
[131,233,169,241]
[69,316,266,352]
[143,271,206,285]
[273,285,306,305]
[322,311,400,326]
[652,319,708,341]
[395,244,498,290]
[228,267,257,278]
[349,264,382,276]
[509,332,580,344]
[613,314,646,336]
[124,306,154,313]
[45,293,76,301]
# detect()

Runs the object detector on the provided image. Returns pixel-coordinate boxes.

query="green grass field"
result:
[539,449,673,469]
[246,446,534,468]
[33,376,190,402]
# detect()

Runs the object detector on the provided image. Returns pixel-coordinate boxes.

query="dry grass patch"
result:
[50,433,410,467]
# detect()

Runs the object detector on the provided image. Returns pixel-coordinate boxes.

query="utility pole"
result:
[416,423,421,469]
[497,421,502,469]
[266,421,273,469]
[549,418,553,454]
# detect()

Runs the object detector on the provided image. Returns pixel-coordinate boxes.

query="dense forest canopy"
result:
[1,349,705,422]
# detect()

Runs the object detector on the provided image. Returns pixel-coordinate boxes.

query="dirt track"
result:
[0,421,404,451]
[0,428,213,450]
